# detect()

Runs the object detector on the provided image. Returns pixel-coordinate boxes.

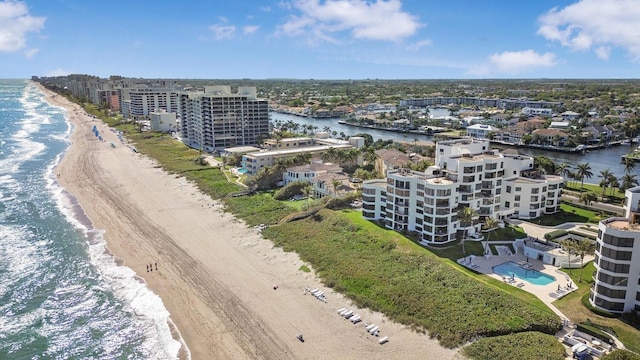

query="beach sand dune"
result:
[46,85,461,360]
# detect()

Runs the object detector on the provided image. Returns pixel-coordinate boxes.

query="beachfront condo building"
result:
[121,88,179,120]
[362,138,563,245]
[590,186,640,314]
[178,86,269,151]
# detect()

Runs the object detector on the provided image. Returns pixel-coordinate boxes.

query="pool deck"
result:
[457,251,578,319]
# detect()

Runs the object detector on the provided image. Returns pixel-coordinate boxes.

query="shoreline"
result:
[41,83,461,360]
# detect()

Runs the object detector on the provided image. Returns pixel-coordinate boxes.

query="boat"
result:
[621,139,631,145]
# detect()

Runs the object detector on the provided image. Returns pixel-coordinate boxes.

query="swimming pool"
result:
[492,261,556,286]
[237,168,248,174]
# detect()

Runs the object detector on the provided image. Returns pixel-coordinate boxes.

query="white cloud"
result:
[537,0,640,61]
[209,23,236,40]
[278,0,421,42]
[468,50,557,75]
[243,25,259,34]
[46,68,70,77]
[406,39,431,51]
[0,0,45,52]
[24,47,37,58]
[595,46,611,60]
[490,50,557,73]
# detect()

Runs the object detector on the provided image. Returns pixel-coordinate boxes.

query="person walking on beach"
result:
[150,263,153,272]
[155,262,157,271]
[146,264,149,272]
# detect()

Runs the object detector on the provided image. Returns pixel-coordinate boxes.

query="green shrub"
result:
[273,181,309,200]
[545,230,567,241]
[462,331,566,360]
[576,323,613,344]
[602,350,640,360]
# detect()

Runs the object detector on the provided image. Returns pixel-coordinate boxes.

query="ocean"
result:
[0,80,184,359]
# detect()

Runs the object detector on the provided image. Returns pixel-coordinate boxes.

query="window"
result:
[593,296,624,311]
[515,195,521,201]
[506,186,511,193]
[598,273,628,287]
[596,284,627,299]
[602,234,635,248]
[599,259,630,273]
[505,201,510,208]
[515,187,521,192]
[514,203,520,207]
[600,246,633,261]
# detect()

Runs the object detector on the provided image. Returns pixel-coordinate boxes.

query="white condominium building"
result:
[121,88,178,120]
[178,86,269,151]
[362,138,563,245]
[590,186,640,314]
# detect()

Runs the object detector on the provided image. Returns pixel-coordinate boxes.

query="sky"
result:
[1,0,640,79]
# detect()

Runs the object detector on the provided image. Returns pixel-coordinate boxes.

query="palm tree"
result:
[623,156,636,174]
[619,173,639,191]
[606,173,618,196]
[457,207,478,255]
[482,217,497,256]
[302,185,312,210]
[575,163,593,189]
[555,162,570,182]
[559,239,576,275]
[598,169,612,200]
[331,179,342,197]
[573,239,596,283]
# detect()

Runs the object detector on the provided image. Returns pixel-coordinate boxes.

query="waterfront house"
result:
[531,128,569,146]
[522,107,553,118]
[548,121,571,130]
[514,118,547,132]
[560,111,581,121]
[374,149,415,177]
[282,161,343,185]
[466,124,497,139]
[496,128,528,144]
[313,171,354,198]
[489,113,518,126]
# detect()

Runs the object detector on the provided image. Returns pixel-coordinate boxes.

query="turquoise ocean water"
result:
[0,80,184,359]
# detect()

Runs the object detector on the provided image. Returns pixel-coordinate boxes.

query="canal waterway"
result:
[271,111,635,179]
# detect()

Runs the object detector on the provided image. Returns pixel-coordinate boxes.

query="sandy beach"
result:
[44,84,462,360]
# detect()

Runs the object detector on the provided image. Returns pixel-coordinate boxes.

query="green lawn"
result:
[554,263,640,354]
[529,203,600,226]
[564,182,626,202]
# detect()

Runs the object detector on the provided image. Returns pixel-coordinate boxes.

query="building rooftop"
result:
[388,169,455,185]
[604,217,640,233]
[244,144,352,158]
[457,153,502,162]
